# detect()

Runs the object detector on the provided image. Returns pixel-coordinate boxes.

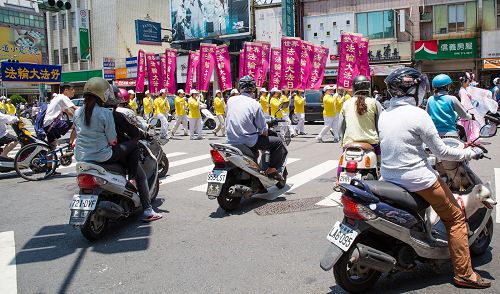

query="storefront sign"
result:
[126,57,138,68]
[1,62,62,83]
[481,31,500,58]
[483,59,500,70]
[0,26,44,64]
[103,68,115,80]
[78,9,91,60]
[115,68,127,80]
[282,0,294,37]
[102,57,115,68]
[115,79,136,87]
[135,20,162,46]
[415,38,477,60]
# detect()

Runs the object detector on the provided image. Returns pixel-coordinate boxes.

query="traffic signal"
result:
[38,0,71,12]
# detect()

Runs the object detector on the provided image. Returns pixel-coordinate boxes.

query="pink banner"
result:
[159,53,167,91]
[215,45,232,91]
[135,49,146,93]
[269,48,281,90]
[358,37,370,79]
[238,50,244,80]
[165,48,177,94]
[300,41,314,90]
[256,41,271,88]
[243,42,263,80]
[308,45,329,90]
[185,51,199,94]
[197,43,216,92]
[338,33,361,89]
[280,37,303,90]
[146,53,160,94]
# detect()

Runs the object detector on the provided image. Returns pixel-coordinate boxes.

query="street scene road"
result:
[0,122,498,294]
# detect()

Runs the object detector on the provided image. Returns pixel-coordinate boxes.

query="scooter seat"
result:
[364,181,430,212]
[345,142,374,151]
[230,144,259,160]
[92,162,126,175]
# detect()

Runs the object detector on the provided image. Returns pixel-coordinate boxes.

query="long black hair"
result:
[83,93,104,126]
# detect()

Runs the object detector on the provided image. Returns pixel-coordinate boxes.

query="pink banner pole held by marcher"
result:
[239,49,244,80]
[215,45,233,91]
[135,49,146,93]
[309,45,329,90]
[280,37,303,90]
[198,43,217,92]
[255,41,271,88]
[243,42,263,80]
[300,41,314,90]
[146,52,160,94]
[185,51,200,94]
[165,48,177,94]
[269,48,281,90]
[337,33,359,90]
[358,37,370,79]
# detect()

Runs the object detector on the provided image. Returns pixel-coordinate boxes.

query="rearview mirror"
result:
[480,123,497,138]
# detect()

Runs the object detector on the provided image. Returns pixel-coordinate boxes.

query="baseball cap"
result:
[177,89,185,94]
[190,89,199,95]
[128,90,135,95]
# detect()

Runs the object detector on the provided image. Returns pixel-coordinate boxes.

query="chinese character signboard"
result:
[338,33,362,89]
[197,43,216,92]
[269,48,281,90]
[185,51,200,93]
[308,45,329,90]
[146,53,161,94]
[299,41,314,90]
[415,38,476,60]
[282,0,295,37]
[1,62,62,83]
[483,59,500,70]
[0,26,44,64]
[256,41,271,88]
[215,45,232,91]
[280,37,303,90]
[165,49,177,94]
[243,42,263,80]
[135,50,146,93]
[159,53,167,90]
[78,9,91,60]
[135,20,162,46]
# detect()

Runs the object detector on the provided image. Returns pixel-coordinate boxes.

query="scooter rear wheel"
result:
[204,119,217,130]
[217,196,241,212]
[80,211,108,241]
[158,154,169,178]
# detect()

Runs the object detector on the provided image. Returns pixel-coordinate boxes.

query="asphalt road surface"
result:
[0,122,499,294]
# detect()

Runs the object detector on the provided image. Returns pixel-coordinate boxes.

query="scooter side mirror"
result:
[480,123,497,138]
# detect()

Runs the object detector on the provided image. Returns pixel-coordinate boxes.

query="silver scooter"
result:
[206,103,291,212]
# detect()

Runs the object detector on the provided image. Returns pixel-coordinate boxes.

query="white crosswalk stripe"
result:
[316,191,342,207]
[160,165,213,185]
[188,158,302,192]
[0,231,17,294]
[170,154,211,167]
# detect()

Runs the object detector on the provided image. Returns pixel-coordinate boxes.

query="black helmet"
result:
[384,67,429,104]
[238,75,256,94]
[352,75,371,96]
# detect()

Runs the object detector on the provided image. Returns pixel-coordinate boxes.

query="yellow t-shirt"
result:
[280,94,290,113]
[129,98,138,113]
[322,94,336,117]
[270,97,282,119]
[188,97,201,119]
[0,101,5,112]
[294,95,305,114]
[164,97,171,112]
[143,96,153,114]
[214,97,225,116]
[175,96,187,116]
[259,95,269,114]
[154,97,167,115]
[5,103,16,115]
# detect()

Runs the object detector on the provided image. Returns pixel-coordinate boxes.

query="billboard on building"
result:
[78,9,91,60]
[0,26,44,63]
[171,0,250,42]
[255,7,282,48]
[135,20,162,45]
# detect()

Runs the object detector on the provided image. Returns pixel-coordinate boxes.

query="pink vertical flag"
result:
[135,49,146,93]
[255,41,271,88]
[300,41,314,90]
[197,43,217,92]
[159,53,167,90]
[215,45,233,91]
[358,37,371,79]
[280,37,303,90]
[238,49,244,80]
[146,52,161,94]
[185,51,200,93]
[337,33,360,90]
[269,48,281,90]
[243,42,263,80]
[309,45,329,90]
[165,48,177,94]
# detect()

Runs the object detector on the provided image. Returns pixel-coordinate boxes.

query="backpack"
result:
[34,103,48,140]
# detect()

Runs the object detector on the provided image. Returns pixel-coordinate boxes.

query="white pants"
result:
[282,113,295,134]
[295,113,305,134]
[317,115,340,139]
[214,114,226,136]
[171,114,188,135]
[155,113,169,138]
[189,118,203,139]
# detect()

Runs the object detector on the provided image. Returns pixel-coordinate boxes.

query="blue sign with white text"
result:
[1,62,62,83]
[135,20,162,46]
[126,57,138,68]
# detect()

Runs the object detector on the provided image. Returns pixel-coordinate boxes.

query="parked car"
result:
[289,90,323,124]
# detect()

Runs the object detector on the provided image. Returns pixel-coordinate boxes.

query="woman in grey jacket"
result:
[379,68,489,289]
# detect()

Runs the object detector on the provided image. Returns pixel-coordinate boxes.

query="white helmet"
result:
[494,77,500,85]
[0,96,6,101]
[230,89,239,95]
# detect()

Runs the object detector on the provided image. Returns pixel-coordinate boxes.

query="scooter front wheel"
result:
[204,119,217,130]
[158,154,169,178]
[470,216,493,257]
[80,211,108,241]
[276,167,288,189]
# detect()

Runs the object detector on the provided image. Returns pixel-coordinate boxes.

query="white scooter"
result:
[336,142,379,188]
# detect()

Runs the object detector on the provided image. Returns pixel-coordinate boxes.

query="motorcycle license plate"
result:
[207,170,227,184]
[69,195,98,225]
[338,172,362,185]
[327,221,359,252]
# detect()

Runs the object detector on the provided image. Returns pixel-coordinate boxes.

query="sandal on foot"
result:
[454,273,491,289]
[142,212,163,222]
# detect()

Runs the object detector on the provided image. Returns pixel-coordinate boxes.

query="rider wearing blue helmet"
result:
[426,74,472,137]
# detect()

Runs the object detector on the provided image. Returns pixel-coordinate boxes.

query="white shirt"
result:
[43,94,75,127]
[0,112,17,138]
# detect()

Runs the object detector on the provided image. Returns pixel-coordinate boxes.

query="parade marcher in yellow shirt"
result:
[5,99,16,115]
[293,90,306,135]
[128,90,138,114]
[213,90,226,137]
[259,88,269,115]
[170,89,189,136]
[280,89,295,136]
[269,88,282,118]
[317,85,340,143]
[188,89,204,140]
[153,89,170,139]
[0,96,6,114]
[142,90,154,119]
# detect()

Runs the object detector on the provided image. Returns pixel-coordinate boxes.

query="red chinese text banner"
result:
[280,37,303,90]
[215,45,232,91]
[197,43,216,92]
[185,51,200,93]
